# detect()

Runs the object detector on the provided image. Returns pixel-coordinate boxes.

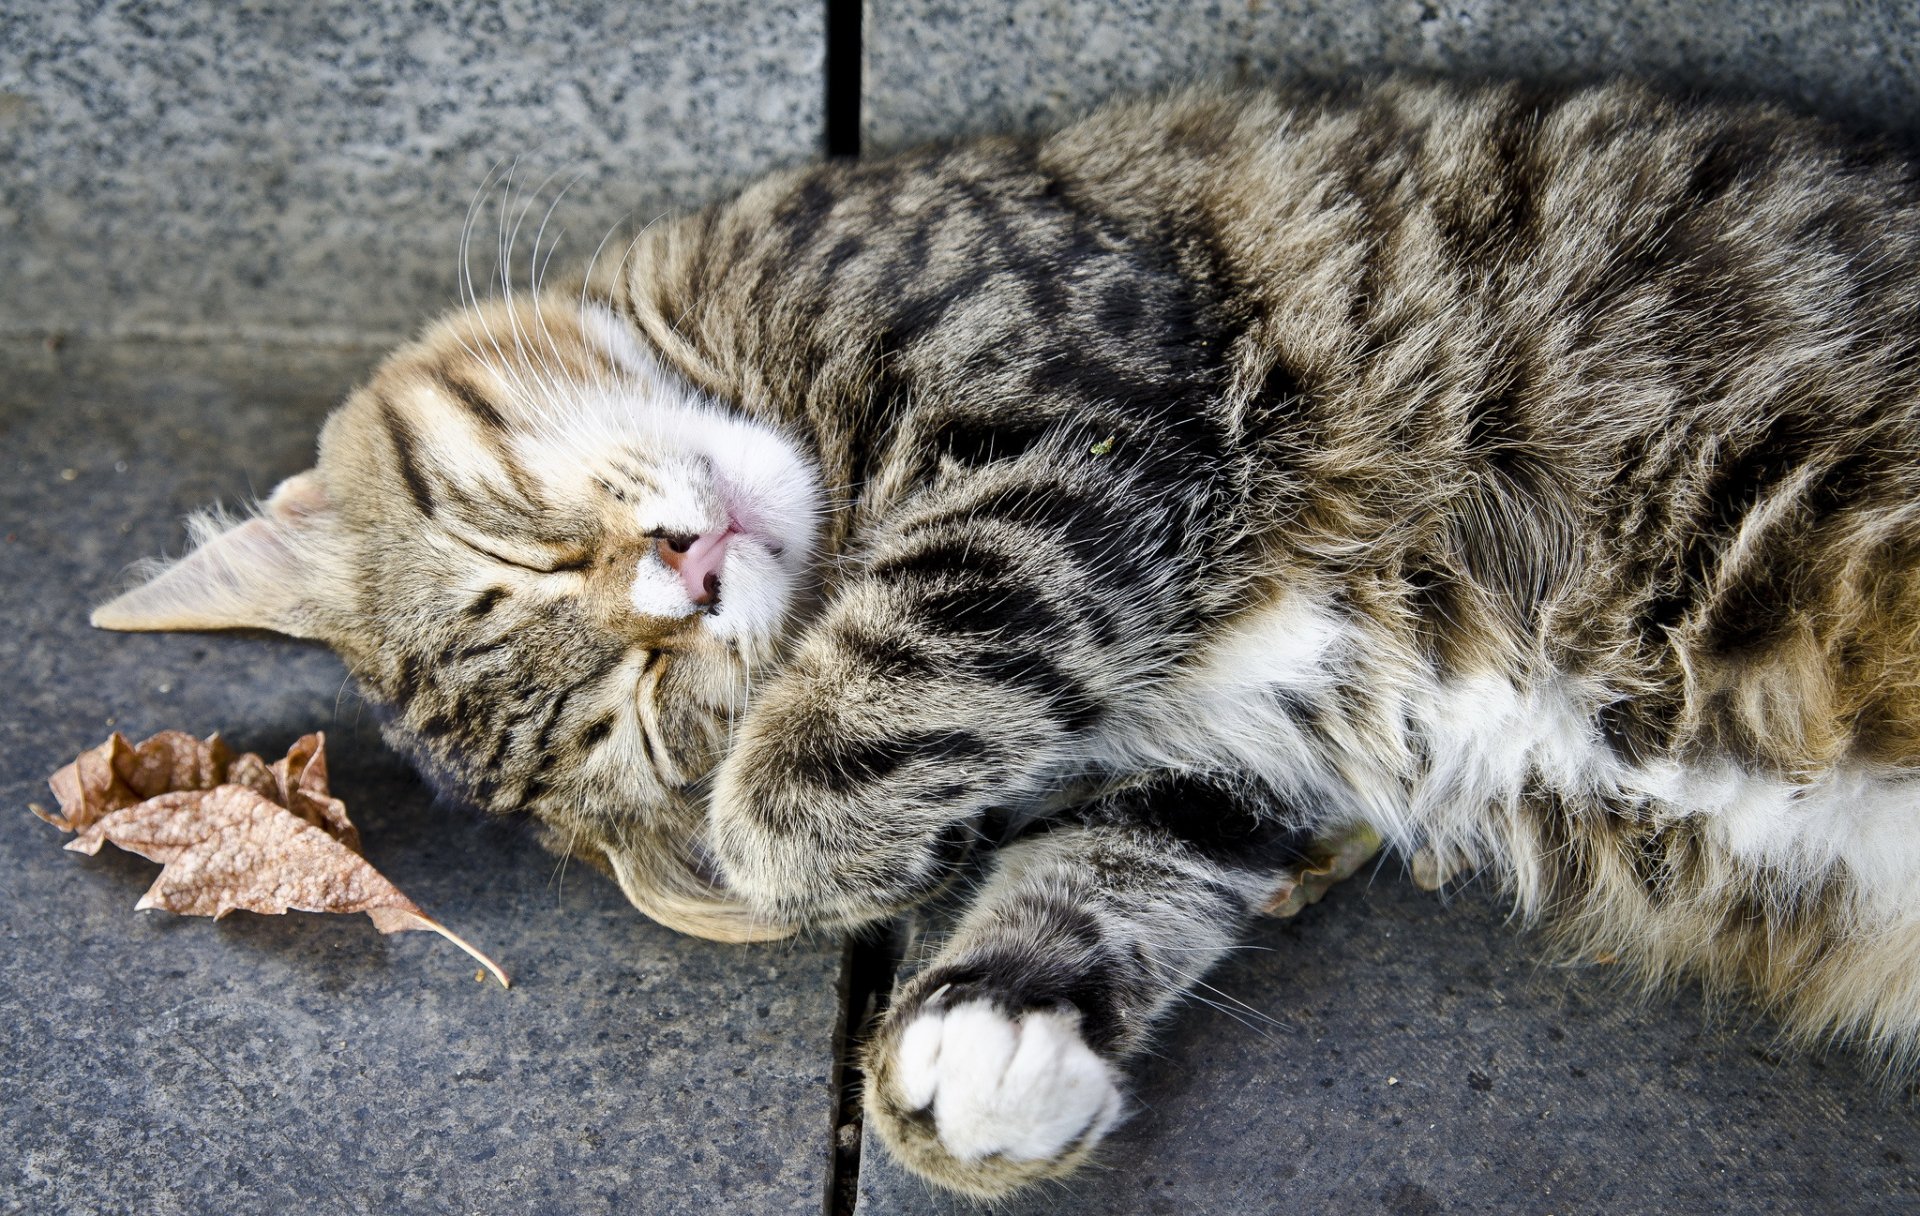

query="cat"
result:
[91,76,1920,1197]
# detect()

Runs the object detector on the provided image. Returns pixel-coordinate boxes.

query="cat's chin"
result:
[634,895,800,944]
[600,839,801,943]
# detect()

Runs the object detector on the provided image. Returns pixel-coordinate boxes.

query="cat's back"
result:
[1049,78,1920,467]
[1050,81,1920,775]
[635,81,1920,787]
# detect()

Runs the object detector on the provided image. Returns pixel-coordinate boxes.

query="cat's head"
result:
[92,292,822,942]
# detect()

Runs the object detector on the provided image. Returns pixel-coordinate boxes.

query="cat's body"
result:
[96,78,1920,1196]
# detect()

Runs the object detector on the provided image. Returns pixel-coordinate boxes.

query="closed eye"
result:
[447,532,593,575]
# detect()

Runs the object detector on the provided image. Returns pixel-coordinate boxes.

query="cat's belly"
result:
[1104,593,1920,920]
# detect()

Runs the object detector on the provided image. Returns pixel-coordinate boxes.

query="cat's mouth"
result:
[709,468,805,568]
[655,526,737,608]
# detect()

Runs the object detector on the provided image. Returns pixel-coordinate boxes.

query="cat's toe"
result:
[866,998,1122,1197]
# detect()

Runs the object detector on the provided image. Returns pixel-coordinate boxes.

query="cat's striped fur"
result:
[98,78,1920,1196]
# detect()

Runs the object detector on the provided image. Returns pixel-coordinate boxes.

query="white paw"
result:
[891,998,1121,1163]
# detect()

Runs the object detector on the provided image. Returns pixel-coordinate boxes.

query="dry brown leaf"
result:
[36,730,507,987]
[37,729,232,832]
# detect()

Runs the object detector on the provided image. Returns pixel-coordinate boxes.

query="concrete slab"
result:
[856,875,1920,1213]
[0,1,823,344]
[862,0,1920,149]
[0,339,841,1216]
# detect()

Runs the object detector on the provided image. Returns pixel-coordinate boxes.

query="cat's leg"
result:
[861,780,1349,1197]
[707,430,1236,929]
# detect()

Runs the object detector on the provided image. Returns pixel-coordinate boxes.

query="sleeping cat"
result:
[93,77,1920,1197]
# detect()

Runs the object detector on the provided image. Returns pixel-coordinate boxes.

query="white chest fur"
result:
[1104,594,1920,923]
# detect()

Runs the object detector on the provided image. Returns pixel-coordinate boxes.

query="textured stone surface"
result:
[0,1,821,344]
[0,339,840,1215]
[855,876,1920,1214]
[863,0,1920,148]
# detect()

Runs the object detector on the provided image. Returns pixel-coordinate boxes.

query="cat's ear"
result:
[91,471,345,640]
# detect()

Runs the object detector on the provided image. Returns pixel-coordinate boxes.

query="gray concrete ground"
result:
[859,880,1920,1215]
[0,340,843,1215]
[7,2,1920,1213]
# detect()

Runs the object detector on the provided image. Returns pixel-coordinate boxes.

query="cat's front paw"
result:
[864,994,1122,1198]
[707,659,995,930]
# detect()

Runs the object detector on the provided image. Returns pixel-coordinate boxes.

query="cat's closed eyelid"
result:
[444,530,592,575]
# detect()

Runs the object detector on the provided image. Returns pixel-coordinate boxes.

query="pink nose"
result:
[655,529,733,607]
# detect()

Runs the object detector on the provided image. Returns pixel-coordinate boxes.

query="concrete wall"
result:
[0,1,822,344]
[4,2,1917,344]
[864,1,1920,147]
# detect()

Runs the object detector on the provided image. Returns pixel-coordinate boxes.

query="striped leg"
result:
[707,431,1232,929]
[860,779,1330,1198]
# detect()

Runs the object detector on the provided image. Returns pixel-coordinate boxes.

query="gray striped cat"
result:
[95,78,1920,1197]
